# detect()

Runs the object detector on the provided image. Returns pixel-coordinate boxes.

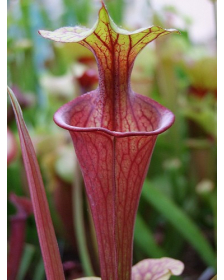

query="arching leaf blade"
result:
[7,86,65,280]
[134,213,166,258]
[142,179,216,268]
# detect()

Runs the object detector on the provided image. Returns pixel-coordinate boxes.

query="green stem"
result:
[72,164,95,276]
[87,202,99,270]
[205,192,217,246]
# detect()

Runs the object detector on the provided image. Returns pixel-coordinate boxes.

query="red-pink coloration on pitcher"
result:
[7,193,33,280]
[39,3,178,280]
[132,257,184,280]
[7,128,18,165]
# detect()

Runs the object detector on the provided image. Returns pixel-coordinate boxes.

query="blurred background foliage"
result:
[7,0,217,279]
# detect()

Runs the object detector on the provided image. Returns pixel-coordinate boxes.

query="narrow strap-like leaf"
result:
[134,213,165,258]
[7,86,65,280]
[142,179,216,268]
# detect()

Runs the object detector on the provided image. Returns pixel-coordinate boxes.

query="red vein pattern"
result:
[70,131,157,280]
[39,3,177,280]
[132,257,184,279]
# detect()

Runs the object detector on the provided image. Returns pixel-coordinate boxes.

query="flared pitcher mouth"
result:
[53,93,175,138]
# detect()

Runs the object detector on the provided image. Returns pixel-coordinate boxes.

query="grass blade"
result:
[134,214,165,258]
[73,165,95,276]
[142,179,216,268]
[17,244,35,280]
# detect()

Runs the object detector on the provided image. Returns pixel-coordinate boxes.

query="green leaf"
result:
[33,258,46,280]
[17,244,35,280]
[134,214,165,258]
[142,179,216,268]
